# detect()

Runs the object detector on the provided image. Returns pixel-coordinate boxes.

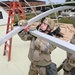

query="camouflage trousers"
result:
[28,63,46,75]
[63,68,75,75]
[63,69,71,75]
[63,59,74,75]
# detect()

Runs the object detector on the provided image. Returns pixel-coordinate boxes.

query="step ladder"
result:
[3,1,26,61]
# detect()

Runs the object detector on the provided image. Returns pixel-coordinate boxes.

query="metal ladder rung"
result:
[5,43,10,47]
[4,49,8,56]
[4,50,8,53]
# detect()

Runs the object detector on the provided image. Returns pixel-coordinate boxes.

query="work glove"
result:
[52,27,63,37]
[18,19,28,26]
[18,19,29,32]
[18,19,37,31]
[18,19,34,40]
[18,19,28,37]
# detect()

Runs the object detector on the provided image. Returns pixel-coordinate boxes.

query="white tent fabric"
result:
[0,6,8,25]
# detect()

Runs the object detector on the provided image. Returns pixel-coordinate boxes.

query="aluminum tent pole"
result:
[30,30,75,54]
[0,6,75,46]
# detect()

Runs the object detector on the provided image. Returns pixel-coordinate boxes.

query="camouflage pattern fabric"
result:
[18,25,56,75]
[28,63,46,75]
[63,34,75,75]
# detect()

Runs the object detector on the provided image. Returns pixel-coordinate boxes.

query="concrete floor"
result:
[0,25,66,75]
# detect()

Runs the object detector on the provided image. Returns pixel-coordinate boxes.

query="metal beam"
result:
[30,30,75,54]
[0,6,75,46]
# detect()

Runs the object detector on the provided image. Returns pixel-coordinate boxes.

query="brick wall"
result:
[20,1,46,11]
[0,1,46,11]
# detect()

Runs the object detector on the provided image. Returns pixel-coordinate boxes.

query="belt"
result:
[63,68,70,73]
[36,65,46,68]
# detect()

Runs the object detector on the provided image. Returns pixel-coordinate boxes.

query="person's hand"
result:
[18,19,28,26]
[18,19,29,31]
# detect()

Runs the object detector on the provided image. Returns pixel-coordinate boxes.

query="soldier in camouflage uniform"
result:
[63,34,75,75]
[18,17,57,75]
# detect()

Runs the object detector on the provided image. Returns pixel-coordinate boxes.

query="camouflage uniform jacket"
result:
[18,29,56,66]
[67,34,75,67]
[63,34,75,71]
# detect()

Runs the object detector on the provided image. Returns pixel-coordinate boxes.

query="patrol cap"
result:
[43,17,55,30]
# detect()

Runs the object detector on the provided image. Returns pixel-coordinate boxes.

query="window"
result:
[0,11,3,19]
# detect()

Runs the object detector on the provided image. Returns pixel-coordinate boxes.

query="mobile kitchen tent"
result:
[0,6,8,25]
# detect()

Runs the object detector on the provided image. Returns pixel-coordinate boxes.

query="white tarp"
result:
[0,6,8,25]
